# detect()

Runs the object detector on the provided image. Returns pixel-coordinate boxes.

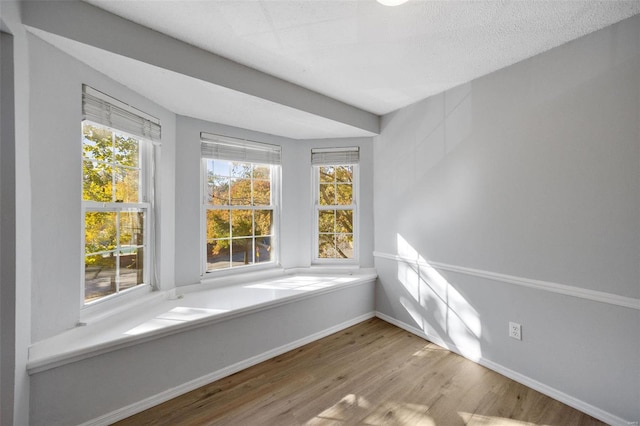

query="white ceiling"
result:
[30,26,375,140]
[36,0,640,139]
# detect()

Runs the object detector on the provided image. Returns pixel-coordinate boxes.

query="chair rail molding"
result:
[373,251,640,310]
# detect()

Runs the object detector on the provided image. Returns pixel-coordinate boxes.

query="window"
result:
[312,147,359,262]
[201,133,280,273]
[81,85,160,304]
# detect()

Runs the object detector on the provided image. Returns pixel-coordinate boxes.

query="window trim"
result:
[80,120,154,307]
[200,135,281,276]
[312,163,359,265]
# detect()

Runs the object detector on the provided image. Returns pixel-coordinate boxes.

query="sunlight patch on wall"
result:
[396,233,482,361]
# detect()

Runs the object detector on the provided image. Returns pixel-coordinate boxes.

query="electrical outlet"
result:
[509,322,522,340]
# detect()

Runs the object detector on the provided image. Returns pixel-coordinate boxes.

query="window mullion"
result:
[111,132,117,203]
[252,209,256,264]
[228,207,233,263]
[115,211,121,293]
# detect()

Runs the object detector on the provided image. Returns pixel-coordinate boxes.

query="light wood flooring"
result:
[115,318,605,426]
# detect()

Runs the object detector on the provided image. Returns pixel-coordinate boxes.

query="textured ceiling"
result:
[30,26,374,140]
[31,0,639,138]
[84,0,640,116]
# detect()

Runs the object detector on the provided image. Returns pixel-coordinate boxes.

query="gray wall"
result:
[374,14,639,423]
[1,30,17,426]
[1,1,33,422]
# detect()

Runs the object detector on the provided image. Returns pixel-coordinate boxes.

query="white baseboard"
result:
[375,311,631,426]
[81,312,375,426]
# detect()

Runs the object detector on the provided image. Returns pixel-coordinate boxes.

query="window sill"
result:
[27,268,377,375]
[200,263,286,288]
[80,284,158,325]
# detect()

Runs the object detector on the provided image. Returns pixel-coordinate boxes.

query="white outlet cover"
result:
[509,322,522,340]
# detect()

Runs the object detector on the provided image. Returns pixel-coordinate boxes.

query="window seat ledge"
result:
[27,269,377,374]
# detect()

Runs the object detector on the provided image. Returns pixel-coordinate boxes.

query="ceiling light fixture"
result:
[377,0,409,6]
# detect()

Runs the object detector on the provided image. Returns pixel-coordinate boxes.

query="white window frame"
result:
[81,85,159,307]
[200,133,281,276]
[312,147,359,265]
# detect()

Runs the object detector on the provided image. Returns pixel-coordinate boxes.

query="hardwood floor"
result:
[115,318,605,426]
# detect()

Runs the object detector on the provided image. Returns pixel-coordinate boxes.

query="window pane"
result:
[232,238,254,266]
[114,133,139,168]
[320,166,335,183]
[207,239,230,271]
[119,247,144,290]
[253,165,270,180]
[232,210,253,237]
[207,210,230,239]
[315,163,356,262]
[119,210,144,247]
[209,176,230,205]
[253,179,271,205]
[85,212,117,254]
[82,123,113,162]
[83,118,150,304]
[256,237,272,263]
[336,183,352,205]
[318,234,336,258]
[335,166,353,183]
[83,161,113,202]
[204,159,278,273]
[319,183,336,206]
[115,167,140,203]
[318,210,335,233]
[85,253,117,302]
[254,210,273,236]
[231,162,251,178]
[336,209,353,234]
[230,179,252,205]
[211,159,230,177]
[336,234,354,259]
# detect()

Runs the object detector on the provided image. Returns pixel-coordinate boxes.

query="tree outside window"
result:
[82,122,147,302]
[204,159,275,271]
[316,165,355,259]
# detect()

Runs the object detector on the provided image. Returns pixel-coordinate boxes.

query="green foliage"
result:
[82,123,144,266]
[82,123,140,203]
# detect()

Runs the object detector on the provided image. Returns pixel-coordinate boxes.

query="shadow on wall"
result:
[396,234,482,362]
